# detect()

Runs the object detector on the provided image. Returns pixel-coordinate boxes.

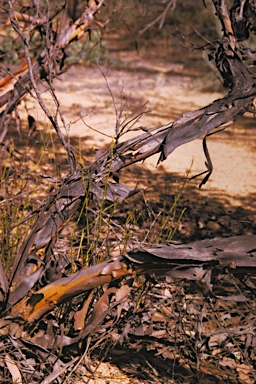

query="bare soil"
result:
[51,47,256,205]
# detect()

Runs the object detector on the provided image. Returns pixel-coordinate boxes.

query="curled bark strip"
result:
[9,235,256,324]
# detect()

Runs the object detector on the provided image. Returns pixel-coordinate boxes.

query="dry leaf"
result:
[74,290,94,331]
[236,363,254,384]
[5,354,22,384]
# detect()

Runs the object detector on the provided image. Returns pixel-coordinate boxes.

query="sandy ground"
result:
[34,62,256,207]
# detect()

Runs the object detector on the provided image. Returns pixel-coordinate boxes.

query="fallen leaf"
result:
[5,354,22,384]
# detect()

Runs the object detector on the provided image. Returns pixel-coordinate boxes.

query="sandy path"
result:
[21,61,255,207]
[51,64,255,206]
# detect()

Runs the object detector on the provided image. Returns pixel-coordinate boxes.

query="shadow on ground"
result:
[2,116,255,384]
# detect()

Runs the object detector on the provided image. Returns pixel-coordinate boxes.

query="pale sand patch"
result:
[46,65,255,205]
[74,360,140,384]
[18,64,255,209]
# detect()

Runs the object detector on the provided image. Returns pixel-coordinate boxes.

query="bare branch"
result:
[139,0,177,35]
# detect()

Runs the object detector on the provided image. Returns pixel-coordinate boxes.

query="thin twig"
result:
[139,0,176,35]
[8,0,77,174]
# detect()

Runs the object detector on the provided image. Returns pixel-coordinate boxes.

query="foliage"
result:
[0,26,24,65]
[58,31,109,66]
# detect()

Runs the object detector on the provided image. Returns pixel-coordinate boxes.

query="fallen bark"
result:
[8,75,255,302]
[9,235,256,324]
[2,0,255,316]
